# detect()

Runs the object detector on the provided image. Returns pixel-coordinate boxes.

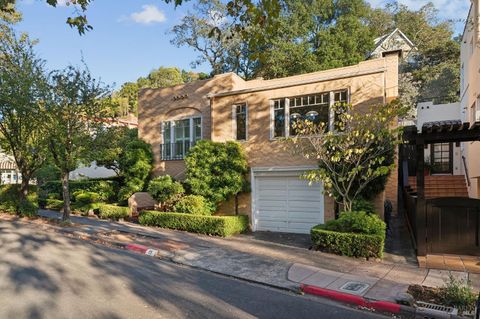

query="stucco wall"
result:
[460,1,480,198]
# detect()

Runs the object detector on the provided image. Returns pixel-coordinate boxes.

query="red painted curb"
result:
[301,284,401,314]
[125,243,149,254]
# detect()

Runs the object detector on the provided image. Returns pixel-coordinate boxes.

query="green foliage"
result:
[311,226,384,258]
[441,274,477,313]
[311,211,386,258]
[45,199,64,211]
[118,139,153,201]
[351,199,376,215]
[139,211,249,237]
[40,179,119,202]
[174,195,214,216]
[147,175,184,208]
[323,211,386,237]
[94,127,138,174]
[18,198,38,217]
[291,102,405,211]
[0,185,37,215]
[98,204,130,221]
[185,140,248,207]
[73,191,101,206]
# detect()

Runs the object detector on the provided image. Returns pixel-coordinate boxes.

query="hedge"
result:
[98,204,130,221]
[311,225,384,259]
[0,185,38,216]
[139,211,249,237]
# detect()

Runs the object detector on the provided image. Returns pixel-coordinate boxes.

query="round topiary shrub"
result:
[147,175,184,210]
[174,195,214,215]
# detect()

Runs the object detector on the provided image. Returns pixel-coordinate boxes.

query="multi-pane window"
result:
[273,99,286,138]
[161,117,202,160]
[431,143,452,174]
[235,103,247,140]
[289,93,329,136]
[271,89,348,138]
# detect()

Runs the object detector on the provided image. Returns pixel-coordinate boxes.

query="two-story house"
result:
[138,52,399,234]
[460,0,480,199]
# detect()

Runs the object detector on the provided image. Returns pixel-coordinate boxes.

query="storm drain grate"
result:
[416,301,458,319]
[339,282,370,295]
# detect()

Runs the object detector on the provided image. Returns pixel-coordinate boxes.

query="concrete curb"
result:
[301,284,416,317]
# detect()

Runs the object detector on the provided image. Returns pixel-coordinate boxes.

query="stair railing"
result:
[462,155,471,187]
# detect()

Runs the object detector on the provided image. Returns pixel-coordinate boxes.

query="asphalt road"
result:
[0,220,387,319]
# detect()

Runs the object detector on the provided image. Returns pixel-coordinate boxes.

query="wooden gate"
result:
[426,198,480,255]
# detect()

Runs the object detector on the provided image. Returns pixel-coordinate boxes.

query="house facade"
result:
[460,0,480,199]
[138,53,399,234]
[369,28,417,62]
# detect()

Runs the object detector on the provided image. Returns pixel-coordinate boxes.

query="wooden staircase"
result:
[407,175,469,199]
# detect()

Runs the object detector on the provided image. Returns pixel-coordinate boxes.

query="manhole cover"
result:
[339,281,370,294]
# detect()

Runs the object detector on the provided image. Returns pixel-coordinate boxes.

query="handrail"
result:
[462,155,471,187]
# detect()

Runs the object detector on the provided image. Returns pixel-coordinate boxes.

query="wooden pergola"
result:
[403,120,480,255]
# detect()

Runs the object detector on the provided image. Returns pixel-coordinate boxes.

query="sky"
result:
[15,0,470,90]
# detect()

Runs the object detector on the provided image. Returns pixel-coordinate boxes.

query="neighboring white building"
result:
[369,28,417,61]
[0,153,21,185]
[416,101,464,176]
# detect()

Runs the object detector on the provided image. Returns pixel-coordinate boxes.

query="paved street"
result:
[0,220,386,319]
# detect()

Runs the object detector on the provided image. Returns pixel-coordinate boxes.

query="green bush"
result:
[73,191,101,206]
[98,204,130,220]
[41,179,119,202]
[352,199,376,215]
[0,185,38,215]
[311,226,384,258]
[147,175,184,208]
[139,211,249,237]
[45,199,64,211]
[174,195,214,215]
[311,211,386,258]
[323,211,386,236]
[441,274,477,313]
[18,198,38,217]
[185,140,248,207]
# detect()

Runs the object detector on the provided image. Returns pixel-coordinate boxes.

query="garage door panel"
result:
[255,173,324,234]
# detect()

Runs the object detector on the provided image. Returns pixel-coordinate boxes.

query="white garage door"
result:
[254,173,324,234]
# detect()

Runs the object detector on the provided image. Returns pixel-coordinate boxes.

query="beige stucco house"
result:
[138,53,399,234]
[460,0,480,199]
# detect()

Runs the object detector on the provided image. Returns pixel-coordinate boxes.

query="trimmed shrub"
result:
[311,226,384,258]
[139,211,249,237]
[174,195,214,215]
[311,211,386,258]
[98,204,130,220]
[18,198,38,217]
[323,211,386,237]
[41,179,119,202]
[147,175,184,209]
[351,199,376,215]
[73,191,101,206]
[45,199,64,211]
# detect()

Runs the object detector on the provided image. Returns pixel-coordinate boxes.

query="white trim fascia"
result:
[251,166,318,173]
[250,168,256,231]
[207,68,386,98]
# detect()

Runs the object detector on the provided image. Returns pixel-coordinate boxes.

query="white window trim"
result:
[270,89,350,140]
[233,103,248,141]
[161,115,202,144]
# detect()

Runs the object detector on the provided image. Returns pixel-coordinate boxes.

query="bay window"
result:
[271,89,348,138]
[161,117,202,160]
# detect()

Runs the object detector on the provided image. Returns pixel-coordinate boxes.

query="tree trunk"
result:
[19,175,29,202]
[343,198,352,213]
[234,194,238,215]
[61,171,71,221]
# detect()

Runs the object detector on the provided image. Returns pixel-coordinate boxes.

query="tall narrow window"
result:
[163,122,171,159]
[193,117,202,141]
[235,103,247,140]
[333,90,349,130]
[273,99,285,138]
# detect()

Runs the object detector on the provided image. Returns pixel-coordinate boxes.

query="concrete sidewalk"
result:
[36,210,480,303]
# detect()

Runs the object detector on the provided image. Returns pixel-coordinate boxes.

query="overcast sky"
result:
[15,0,470,88]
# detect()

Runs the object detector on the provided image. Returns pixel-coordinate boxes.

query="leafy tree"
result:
[94,126,138,175]
[46,65,110,221]
[185,140,248,211]
[147,175,184,211]
[117,139,153,202]
[146,66,184,88]
[289,101,406,212]
[0,28,50,203]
